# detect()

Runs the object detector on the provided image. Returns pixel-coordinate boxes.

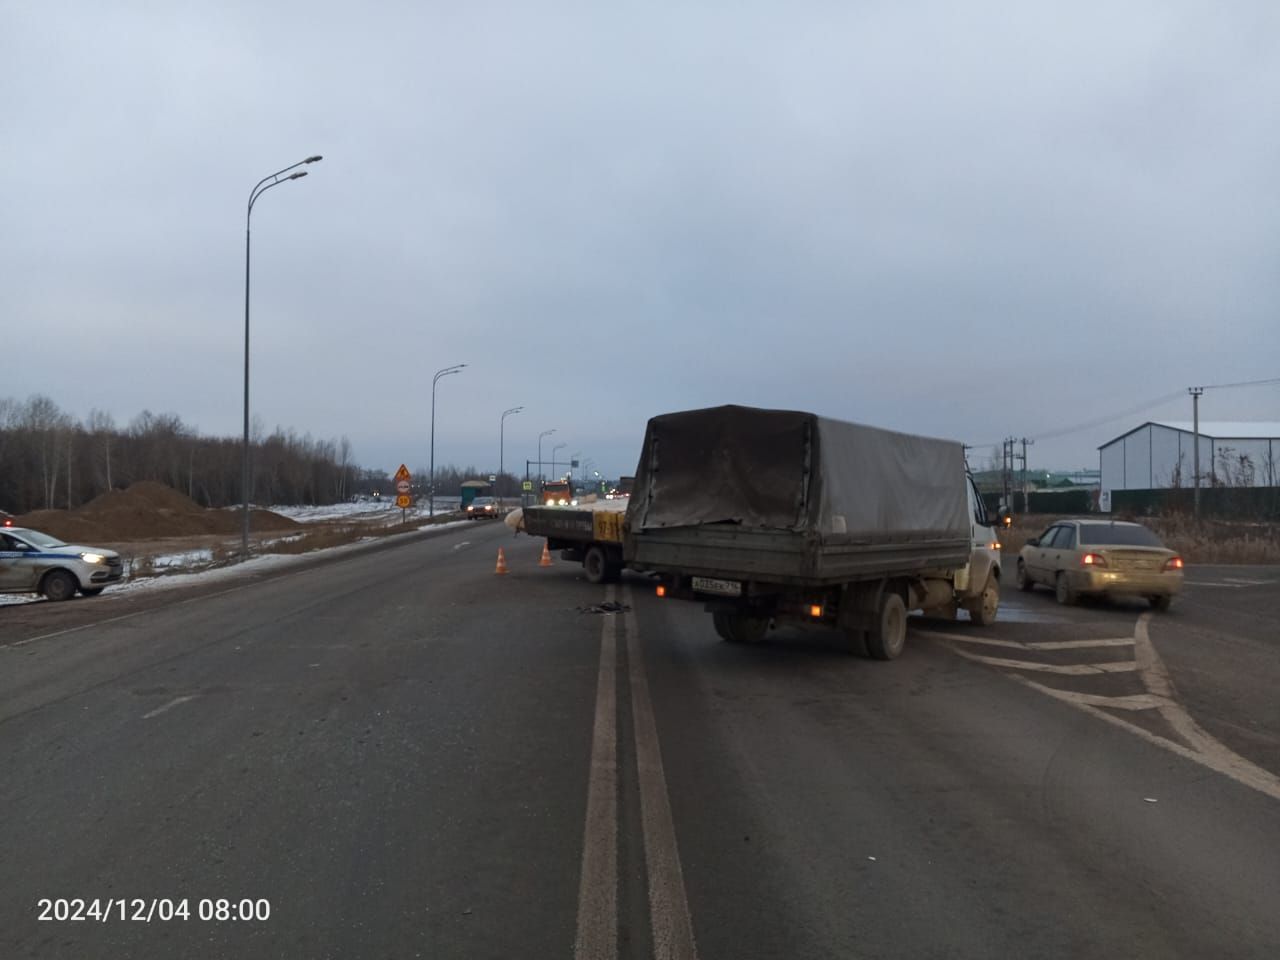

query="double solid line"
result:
[574,583,700,960]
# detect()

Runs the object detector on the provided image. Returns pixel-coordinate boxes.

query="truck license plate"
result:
[692,576,742,597]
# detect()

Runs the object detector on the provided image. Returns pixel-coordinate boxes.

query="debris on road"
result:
[577,601,631,615]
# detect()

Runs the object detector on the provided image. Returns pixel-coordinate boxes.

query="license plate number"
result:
[692,576,742,597]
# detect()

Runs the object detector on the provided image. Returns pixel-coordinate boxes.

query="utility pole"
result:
[1020,438,1033,513]
[1002,437,1016,510]
[1189,386,1203,517]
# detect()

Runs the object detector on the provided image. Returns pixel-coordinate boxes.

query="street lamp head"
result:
[305,155,323,163]
[288,171,308,180]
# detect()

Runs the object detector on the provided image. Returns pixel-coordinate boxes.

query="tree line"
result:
[0,394,360,514]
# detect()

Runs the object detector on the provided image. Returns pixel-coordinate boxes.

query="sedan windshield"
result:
[14,530,69,549]
[1078,522,1164,547]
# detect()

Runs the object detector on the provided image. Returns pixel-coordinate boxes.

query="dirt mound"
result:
[11,510,105,545]
[15,482,299,543]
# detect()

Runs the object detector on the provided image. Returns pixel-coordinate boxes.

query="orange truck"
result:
[540,479,575,506]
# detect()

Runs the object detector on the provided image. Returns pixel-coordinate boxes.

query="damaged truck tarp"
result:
[625,405,971,582]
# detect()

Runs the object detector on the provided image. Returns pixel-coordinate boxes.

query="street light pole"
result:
[243,154,322,559]
[551,442,566,480]
[430,364,467,518]
[538,429,556,484]
[500,405,523,505]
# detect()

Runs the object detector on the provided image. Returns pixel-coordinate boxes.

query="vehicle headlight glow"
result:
[80,553,107,564]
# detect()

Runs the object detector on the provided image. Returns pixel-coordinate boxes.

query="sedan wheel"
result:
[1055,572,1075,606]
[41,570,78,602]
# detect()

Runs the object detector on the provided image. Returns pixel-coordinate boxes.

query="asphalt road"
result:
[2,527,1278,959]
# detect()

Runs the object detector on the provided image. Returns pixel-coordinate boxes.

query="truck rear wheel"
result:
[865,592,907,660]
[712,612,768,644]
[583,546,609,584]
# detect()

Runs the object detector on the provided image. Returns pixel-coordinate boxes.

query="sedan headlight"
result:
[80,553,107,564]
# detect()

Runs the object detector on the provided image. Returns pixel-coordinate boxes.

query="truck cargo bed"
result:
[627,524,969,586]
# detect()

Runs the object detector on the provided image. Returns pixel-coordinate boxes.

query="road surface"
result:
[2,524,1278,958]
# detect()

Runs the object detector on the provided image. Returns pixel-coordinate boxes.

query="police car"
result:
[0,526,124,601]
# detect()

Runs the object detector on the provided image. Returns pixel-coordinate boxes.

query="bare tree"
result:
[87,408,117,490]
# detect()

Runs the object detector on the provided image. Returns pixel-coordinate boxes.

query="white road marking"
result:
[142,695,197,719]
[452,541,471,551]
[1013,684,1167,712]
[623,583,699,960]
[992,615,1280,803]
[949,649,1137,675]
[945,634,1134,651]
[1184,578,1277,588]
[574,584,619,960]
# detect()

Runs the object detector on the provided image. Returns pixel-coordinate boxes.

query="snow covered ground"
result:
[269,498,460,522]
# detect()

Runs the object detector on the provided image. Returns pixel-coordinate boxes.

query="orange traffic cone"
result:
[495,547,509,575]
[539,540,553,567]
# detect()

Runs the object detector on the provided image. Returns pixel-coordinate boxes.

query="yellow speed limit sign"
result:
[396,494,411,509]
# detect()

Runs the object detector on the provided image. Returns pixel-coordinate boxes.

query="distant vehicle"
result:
[605,476,635,499]
[0,527,124,601]
[541,480,576,506]
[465,496,499,519]
[1,510,13,527]
[1016,519,1183,610]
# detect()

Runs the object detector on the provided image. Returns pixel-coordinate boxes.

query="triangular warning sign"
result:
[393,464,412,482]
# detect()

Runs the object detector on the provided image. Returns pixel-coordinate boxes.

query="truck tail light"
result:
[655,584,667,598]
[808,604,823,618]
[1081,553,1107,567]
[1164,557,1184,571]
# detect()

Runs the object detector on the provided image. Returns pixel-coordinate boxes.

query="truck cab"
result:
[955,473,1002,623]
[540,479,576,506]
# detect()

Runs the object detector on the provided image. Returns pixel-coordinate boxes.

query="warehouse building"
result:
[1099,421,1280,507]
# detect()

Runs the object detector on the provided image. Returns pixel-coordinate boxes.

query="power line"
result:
[1202,376,1280,391]
[1027,389,1187,442]
[969,378,1276,452]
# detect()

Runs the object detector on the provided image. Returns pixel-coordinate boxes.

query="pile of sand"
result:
[16,482,299,543]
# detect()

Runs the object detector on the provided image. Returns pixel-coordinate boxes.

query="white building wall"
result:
[1099,435,1129,510]
[1149,424,1184,487]
[1100,426,1277,496]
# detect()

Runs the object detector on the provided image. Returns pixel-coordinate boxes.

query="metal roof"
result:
[1149,421,1280,439]
[1100,421,1280,447]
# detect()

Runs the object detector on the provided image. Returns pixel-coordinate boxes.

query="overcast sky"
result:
[4,1,1278,483]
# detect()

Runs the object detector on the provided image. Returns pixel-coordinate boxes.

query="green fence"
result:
[982,490,1091,515]
[1110,486,1280,521]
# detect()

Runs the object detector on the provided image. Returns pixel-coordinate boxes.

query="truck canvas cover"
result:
[626,405,969,544]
